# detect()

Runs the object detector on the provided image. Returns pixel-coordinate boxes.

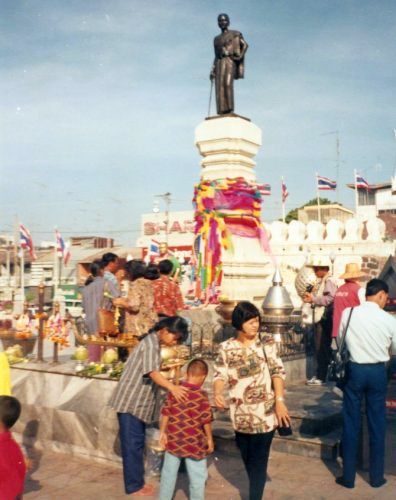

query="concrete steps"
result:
[212,383,342,460]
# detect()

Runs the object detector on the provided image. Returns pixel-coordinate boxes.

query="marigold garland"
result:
[192,177,270,300]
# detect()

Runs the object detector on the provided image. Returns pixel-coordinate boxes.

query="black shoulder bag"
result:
[326,307,354,388]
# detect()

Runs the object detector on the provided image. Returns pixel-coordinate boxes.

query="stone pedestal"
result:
[195,116,270,301]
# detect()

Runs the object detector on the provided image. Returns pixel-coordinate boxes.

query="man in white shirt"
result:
[336,279,396,489]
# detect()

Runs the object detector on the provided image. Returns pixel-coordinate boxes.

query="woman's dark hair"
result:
[145,263,160,281]
[85,259,104,286]
[0,396,21,429]
[125,260,146,281]
[366,278,389,297]
[102,252,118,265]
[150,316,189,343]
[159,259,173,276]
[231,301,261,331]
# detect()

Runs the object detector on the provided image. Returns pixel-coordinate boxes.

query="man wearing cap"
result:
[303,256,337,385]
[336,279,396,489]
[332,263,366,339]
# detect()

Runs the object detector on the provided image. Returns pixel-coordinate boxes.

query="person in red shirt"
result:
[332,263,366,338]
[0,396,26,500]
[159,359,213,500]
[153,259,185,317]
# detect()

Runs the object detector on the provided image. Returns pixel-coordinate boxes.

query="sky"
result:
[1,0,395,246]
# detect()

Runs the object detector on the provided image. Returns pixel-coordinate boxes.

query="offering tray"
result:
[160,358,189,385]
[73,324,139,349]
[0,329,37,357]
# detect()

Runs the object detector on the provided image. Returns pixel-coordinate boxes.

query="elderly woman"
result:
[213,301,290,500]
[82,260,120,361]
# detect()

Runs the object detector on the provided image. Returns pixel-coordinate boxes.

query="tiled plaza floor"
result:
[23,447,395,500]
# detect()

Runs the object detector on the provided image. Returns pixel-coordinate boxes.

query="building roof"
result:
[346,181,392,191]
[77,246,142,264]
[300,204,354,214]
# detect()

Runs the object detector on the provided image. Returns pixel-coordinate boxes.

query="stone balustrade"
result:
[263,216,387,244]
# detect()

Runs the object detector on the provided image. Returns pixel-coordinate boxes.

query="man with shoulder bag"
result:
[336,279,396,490]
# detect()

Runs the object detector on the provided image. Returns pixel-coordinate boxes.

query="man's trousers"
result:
[342,361,387,487]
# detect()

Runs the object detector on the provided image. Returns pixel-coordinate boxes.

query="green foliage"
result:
[285,198,334,223]
[25,290,35,303]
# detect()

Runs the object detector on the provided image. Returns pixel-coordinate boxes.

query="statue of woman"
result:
[210,13,248,115]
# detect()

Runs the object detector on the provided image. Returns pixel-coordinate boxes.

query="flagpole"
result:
[316,173,321,223]
[53,229,58,295]
[14,216,19,292]
[354,169,359,216]
[20,249,25,301]
[281,176,285,223]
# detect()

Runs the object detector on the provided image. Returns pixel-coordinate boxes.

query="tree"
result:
[285,198,334,223]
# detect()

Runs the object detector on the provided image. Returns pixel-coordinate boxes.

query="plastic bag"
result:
[145,427,164,477]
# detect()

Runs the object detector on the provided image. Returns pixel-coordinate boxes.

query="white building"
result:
[347,178,396,220]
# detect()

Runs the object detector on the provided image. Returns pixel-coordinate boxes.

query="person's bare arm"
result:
[272,376,291,427]
[159,415,169,449]
[203,423,214,453]
[149,371,188,402]
[213,379,226,409]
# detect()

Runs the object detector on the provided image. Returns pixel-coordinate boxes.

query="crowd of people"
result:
[109,302,290,500]
[1,253,395,499]
[302,259,395,490]
[81,252,185,361]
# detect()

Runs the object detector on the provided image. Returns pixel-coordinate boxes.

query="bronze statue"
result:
[210,13,248,115]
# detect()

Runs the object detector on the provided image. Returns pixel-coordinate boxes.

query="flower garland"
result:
[193,177,270,300]
[44,312,70,348]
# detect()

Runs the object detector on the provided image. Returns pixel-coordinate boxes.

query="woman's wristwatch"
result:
[275,396,285,402]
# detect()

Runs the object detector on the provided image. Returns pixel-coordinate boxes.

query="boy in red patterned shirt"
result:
[159,359,213,500]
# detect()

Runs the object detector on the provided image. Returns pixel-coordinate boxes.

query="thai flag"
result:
[19,224,37,260]
[55,229,71,265]
[355,173,370,190]
[317,175,337,190]
[258,183,271,196]
[149,239,160,255]
[281,180,289,203]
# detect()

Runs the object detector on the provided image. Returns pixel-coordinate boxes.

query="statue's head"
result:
[217,13,230,29]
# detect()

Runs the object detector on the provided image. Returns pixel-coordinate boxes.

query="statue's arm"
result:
[238,35,248,60]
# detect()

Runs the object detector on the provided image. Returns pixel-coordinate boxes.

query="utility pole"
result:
[321,130,340,203]
[13,215,19,290]
[154,192,172,244]
[336,132,340,203]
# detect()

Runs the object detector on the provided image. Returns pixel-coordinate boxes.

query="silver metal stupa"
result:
[261,268,296,335]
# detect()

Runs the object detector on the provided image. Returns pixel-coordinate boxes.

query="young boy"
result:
[0,396,26,500]
[159,359,213,500]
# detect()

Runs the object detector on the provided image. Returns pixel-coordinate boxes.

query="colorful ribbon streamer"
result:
[193,177,270,300]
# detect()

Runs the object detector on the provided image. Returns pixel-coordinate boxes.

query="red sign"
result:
[144,220,194,236]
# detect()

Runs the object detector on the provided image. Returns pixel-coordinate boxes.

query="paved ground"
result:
[23,447,395,500]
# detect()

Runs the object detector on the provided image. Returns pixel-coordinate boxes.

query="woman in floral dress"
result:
[213,301,290,500]
[116,260,157,337]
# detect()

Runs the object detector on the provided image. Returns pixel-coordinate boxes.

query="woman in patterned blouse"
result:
[114,260,157,337]
[213,301,291,500]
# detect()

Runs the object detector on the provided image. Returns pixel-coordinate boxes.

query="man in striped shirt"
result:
[109,316,189,496]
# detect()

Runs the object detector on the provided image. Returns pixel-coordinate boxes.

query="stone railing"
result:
[263,217,389,244]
